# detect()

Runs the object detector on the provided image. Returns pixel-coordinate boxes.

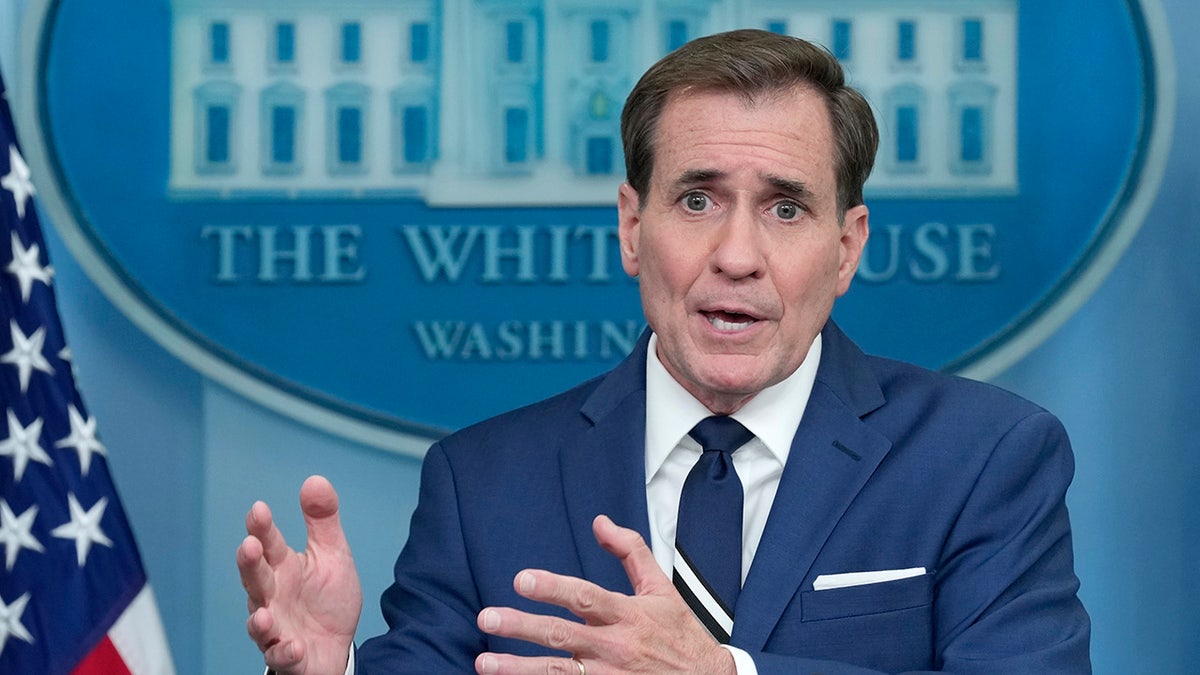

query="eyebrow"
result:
[673,168,724,190]
[764,174,816,202]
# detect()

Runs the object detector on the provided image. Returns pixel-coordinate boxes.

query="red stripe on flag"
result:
[71,636,134,675]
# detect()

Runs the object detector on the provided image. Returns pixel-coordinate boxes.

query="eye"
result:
[773,201,801,221]
[682,192,710,212]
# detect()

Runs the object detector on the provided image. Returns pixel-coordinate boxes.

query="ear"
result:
[617,182,642,278]
[836,204,869,296]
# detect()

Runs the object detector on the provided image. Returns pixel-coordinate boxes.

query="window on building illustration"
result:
[896,105,919,163]
[960,107,983,163]
[275,22,295,64]
[666,20,688,52]
[391,89,436,172]
[325,83,368,173]
[411,22,430,63]
[766,20,787,35]
[505,107,529,164]
[207,105,230,163]
[962,18,984,63]
[948,83,995,174]
[832,20,853,61]
[589,90,611,120]
[586,136,613,175]
[341,22,361,63]
[210,22,230,64]
[195,81,239,174]
[403,106,429,164]
[261,83,304,174]
[337,106,363,164]
[897,20,916,62]
[271,106,296,164]
[506,21,525,63]
[885,85,925,173]
[591,20,610,63]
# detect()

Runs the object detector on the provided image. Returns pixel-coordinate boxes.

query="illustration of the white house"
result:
[168,0,1017,205]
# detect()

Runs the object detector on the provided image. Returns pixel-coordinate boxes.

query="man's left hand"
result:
[473,515,737,675]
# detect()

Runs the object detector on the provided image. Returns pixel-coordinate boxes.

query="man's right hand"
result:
[237,475,363,675]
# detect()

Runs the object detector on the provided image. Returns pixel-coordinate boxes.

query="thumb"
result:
[299,475,349,552]
[593,515,669,595]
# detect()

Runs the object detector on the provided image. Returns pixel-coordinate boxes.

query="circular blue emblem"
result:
[15,0,1172,452]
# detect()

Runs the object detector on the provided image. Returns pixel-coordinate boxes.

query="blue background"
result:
[3,0,1198,672]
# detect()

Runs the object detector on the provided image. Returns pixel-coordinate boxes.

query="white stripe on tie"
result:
[673,544,734,640]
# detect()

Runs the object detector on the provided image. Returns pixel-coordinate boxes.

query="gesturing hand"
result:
[473,515,736,675]
[237,475,363,675]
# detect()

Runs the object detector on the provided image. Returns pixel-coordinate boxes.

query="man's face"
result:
[618,86,869,414]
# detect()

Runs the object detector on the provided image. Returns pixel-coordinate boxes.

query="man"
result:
[238,29,1091,674]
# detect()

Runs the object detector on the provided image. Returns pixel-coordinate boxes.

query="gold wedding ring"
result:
[572,657,587,675]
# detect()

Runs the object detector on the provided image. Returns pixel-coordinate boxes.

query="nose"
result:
[710,207,766,280]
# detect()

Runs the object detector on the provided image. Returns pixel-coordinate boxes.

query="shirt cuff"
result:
[724,644,758,675]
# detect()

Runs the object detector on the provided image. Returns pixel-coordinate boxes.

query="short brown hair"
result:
[620,29,878,215]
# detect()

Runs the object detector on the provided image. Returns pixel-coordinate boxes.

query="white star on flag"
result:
[0,500,43,571]
[50,494,112,567]
[0,144,34,220]
[0,592,34,657]
[55,404,107,476]
[5,231,53,302]
[0,319,54,392]
[0,409,52,482]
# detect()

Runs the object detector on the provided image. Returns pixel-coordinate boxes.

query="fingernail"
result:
[519,571,536,594]
[482,608,501,631]
[480,654,498,673]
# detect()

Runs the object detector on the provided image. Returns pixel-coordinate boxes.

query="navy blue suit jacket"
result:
[358,322,1090,673]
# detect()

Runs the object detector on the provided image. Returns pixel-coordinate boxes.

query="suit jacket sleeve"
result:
[355,441,486,673]
[745,410,1090,674]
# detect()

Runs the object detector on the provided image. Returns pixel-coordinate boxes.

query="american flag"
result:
[0,66,175,673]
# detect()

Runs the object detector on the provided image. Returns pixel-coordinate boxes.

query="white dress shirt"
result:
[644,332,821,673]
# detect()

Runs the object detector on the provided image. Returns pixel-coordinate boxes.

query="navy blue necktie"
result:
[673,416,754,644]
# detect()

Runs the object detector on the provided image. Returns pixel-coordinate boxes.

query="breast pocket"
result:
[801,571,934,621]
[763,572,935,671]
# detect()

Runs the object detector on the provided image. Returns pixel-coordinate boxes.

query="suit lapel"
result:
[558,331,653,595]
[732,322,892,651]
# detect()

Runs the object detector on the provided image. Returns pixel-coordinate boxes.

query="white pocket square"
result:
[812,567,926,591]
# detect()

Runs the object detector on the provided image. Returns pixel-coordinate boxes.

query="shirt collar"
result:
[644,331,823,484]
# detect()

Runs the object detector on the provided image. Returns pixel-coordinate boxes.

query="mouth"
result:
[702,310,758,332]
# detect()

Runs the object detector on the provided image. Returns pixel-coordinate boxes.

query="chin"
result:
[694,367,768,399]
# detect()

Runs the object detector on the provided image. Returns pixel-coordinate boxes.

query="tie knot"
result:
[688,416,754,455]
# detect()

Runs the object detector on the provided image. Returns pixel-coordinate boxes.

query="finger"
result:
[477,605,585,655]
[592,514,670,596]
[237,535,276,610]
[249,609,307,672]
[475,651,583,675]
[245,500,292,567]
[263,639,305,672]
[511,569,626,626]
[299,475,351,553]
[246,606,280,650]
